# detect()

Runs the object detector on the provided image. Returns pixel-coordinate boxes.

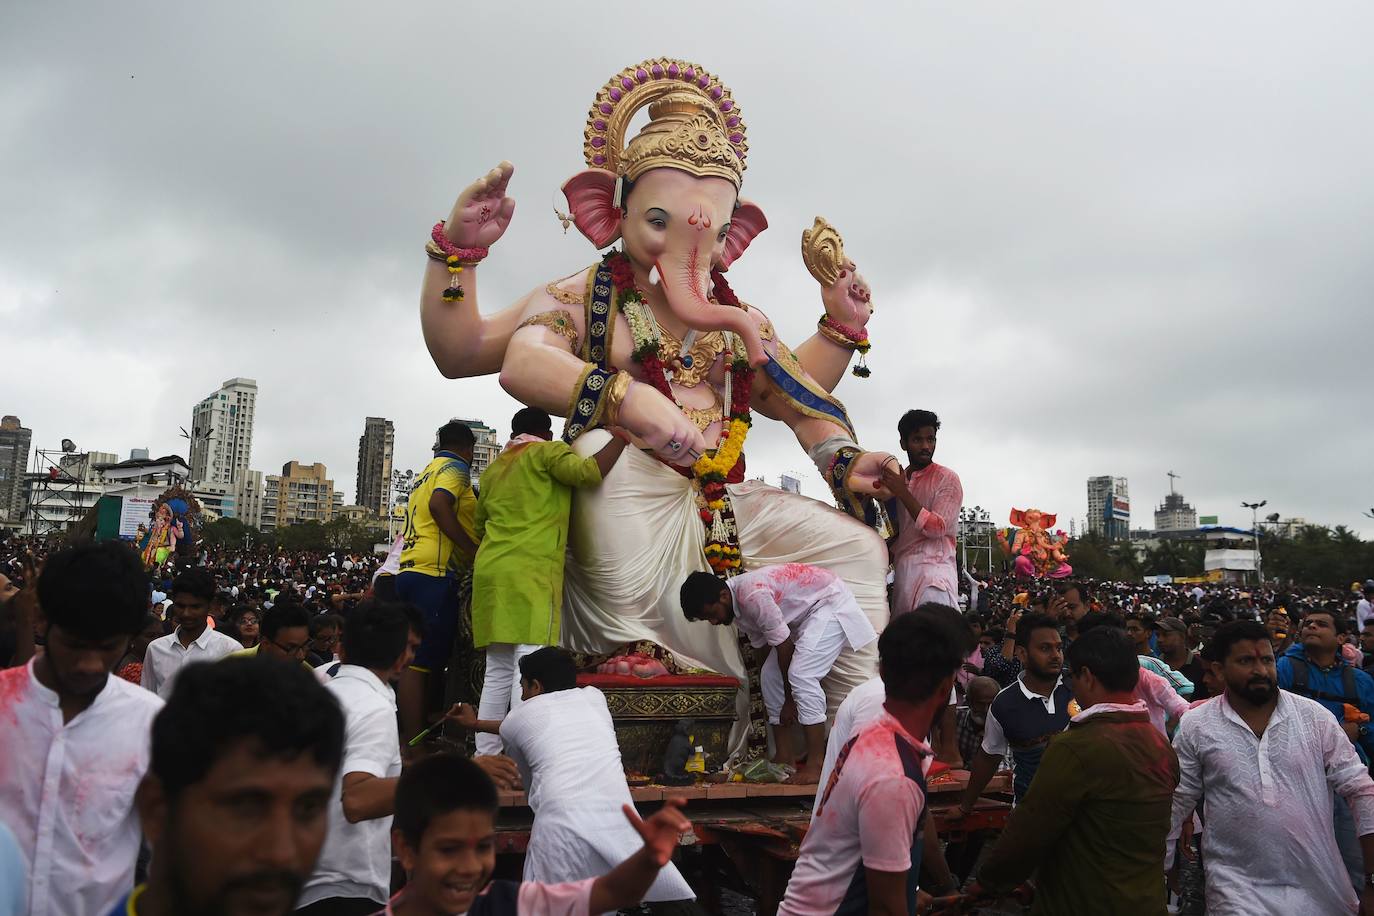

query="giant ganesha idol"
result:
[997,508,1073,579]
[420,59,897,744]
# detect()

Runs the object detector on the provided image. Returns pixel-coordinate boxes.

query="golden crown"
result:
[582,59,748,188]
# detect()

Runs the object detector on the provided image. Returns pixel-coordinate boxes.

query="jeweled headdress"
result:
[582,59,749,188]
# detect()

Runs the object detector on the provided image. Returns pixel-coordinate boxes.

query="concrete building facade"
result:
[1155,491,1199,532]
[452,418,500,480]
[1086,475,1131,540]
[0,416,32,525]
[189,378,257,488]
[355,417,395,516]
[261,461,337,530]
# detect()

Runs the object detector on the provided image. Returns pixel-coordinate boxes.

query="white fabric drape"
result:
[562,433,890,756]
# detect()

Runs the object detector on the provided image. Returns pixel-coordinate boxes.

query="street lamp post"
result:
[1241,500,1267,584]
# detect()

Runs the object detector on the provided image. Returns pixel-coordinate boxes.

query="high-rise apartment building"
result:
[0,416,33,524]
[261,461,336,530]
[1086,476,1130,540]
[452,418,500,480]
[1155,492,1198,532]
[188,378,257,487]
[236,469,265,529]
[355,417,395,516]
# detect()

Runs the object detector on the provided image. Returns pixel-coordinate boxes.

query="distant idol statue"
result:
[997,507,1073,579]
[138,487,200,570]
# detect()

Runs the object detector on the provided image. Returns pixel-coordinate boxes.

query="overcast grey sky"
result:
[3,2,1371,537]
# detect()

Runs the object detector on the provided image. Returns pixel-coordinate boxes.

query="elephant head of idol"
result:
[560,60,770,367]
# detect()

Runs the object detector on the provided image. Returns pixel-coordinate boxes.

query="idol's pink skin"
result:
[563,167,769,367]
[419,162,896,490]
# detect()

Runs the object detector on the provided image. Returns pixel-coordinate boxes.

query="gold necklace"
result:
[657,323,727,388]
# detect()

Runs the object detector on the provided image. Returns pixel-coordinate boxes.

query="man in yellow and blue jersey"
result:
[395,421,479,741]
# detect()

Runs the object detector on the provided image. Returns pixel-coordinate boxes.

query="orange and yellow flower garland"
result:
[607,251,752,573]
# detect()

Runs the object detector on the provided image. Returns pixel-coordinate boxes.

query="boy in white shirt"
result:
[0,541,164,916]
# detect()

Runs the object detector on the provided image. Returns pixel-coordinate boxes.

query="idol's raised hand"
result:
[443,161,517,249]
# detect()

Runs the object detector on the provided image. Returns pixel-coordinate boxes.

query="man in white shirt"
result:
[298,601,421,914]
[779,608,968,915]
[446,647,695,907]
[141,568,240,699]
[1170,619,1374,915]
[1358,582,1374,632]
[0,541,164,916]
[681,564,879,783]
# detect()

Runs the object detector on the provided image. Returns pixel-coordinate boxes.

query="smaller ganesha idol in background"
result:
[997,507,1073,579]
[596,652,671,678]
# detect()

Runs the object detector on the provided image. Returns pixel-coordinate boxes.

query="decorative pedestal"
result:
[576,673,740,775]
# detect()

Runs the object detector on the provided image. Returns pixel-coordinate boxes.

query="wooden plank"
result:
[661,784,709,801]
[703,782,750,800]
[630,785,665,801]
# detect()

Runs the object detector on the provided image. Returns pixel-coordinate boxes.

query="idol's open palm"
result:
[444,161,517,248]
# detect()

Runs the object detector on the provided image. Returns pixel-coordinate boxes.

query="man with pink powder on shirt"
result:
[883,410,963,616]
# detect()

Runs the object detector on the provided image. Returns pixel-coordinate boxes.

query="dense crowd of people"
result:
[2,405,1374,916]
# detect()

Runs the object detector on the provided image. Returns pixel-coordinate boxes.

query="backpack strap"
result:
[1289,657,1310,695]
[1290,656,1361,706]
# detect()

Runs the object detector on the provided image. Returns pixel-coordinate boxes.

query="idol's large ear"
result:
[561,169,622,249]
[718,199,768,270]
[1009,508,1026,528]
[1040,513,1058,529]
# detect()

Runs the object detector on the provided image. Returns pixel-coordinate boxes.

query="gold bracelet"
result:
[817,322,860,350]
[605,370,634,427]
[425,241,483,267]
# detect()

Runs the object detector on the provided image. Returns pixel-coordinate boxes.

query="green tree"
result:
[323,516,388,552]
[1064,532,1137,581]
[200,517,263,548]
[271,520,328,551]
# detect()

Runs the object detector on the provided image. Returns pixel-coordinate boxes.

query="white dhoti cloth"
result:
[563,434,890,755]
[501,686,693,903]
[761,615,854,726]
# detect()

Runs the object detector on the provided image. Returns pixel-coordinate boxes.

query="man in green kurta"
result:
[471,407,628,754]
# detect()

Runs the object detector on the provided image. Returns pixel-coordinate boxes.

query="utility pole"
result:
[1241,500,1267,584]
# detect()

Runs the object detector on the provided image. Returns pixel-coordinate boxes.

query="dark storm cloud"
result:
[2,1,1371,535]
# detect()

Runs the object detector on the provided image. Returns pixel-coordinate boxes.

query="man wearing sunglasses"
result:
[228,601,313,668]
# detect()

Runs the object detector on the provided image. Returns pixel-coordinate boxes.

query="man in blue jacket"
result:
[1277,607,1374,892]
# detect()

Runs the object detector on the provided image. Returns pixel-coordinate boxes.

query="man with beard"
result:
[959,613,1072,813]
[111,656,345,916]
[1275,607,1374,890]
[0,541,164,916]
[883,409,963,615]
[1169,620,1374,915]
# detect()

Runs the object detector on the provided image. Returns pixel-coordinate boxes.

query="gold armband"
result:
[605,370,634,427]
